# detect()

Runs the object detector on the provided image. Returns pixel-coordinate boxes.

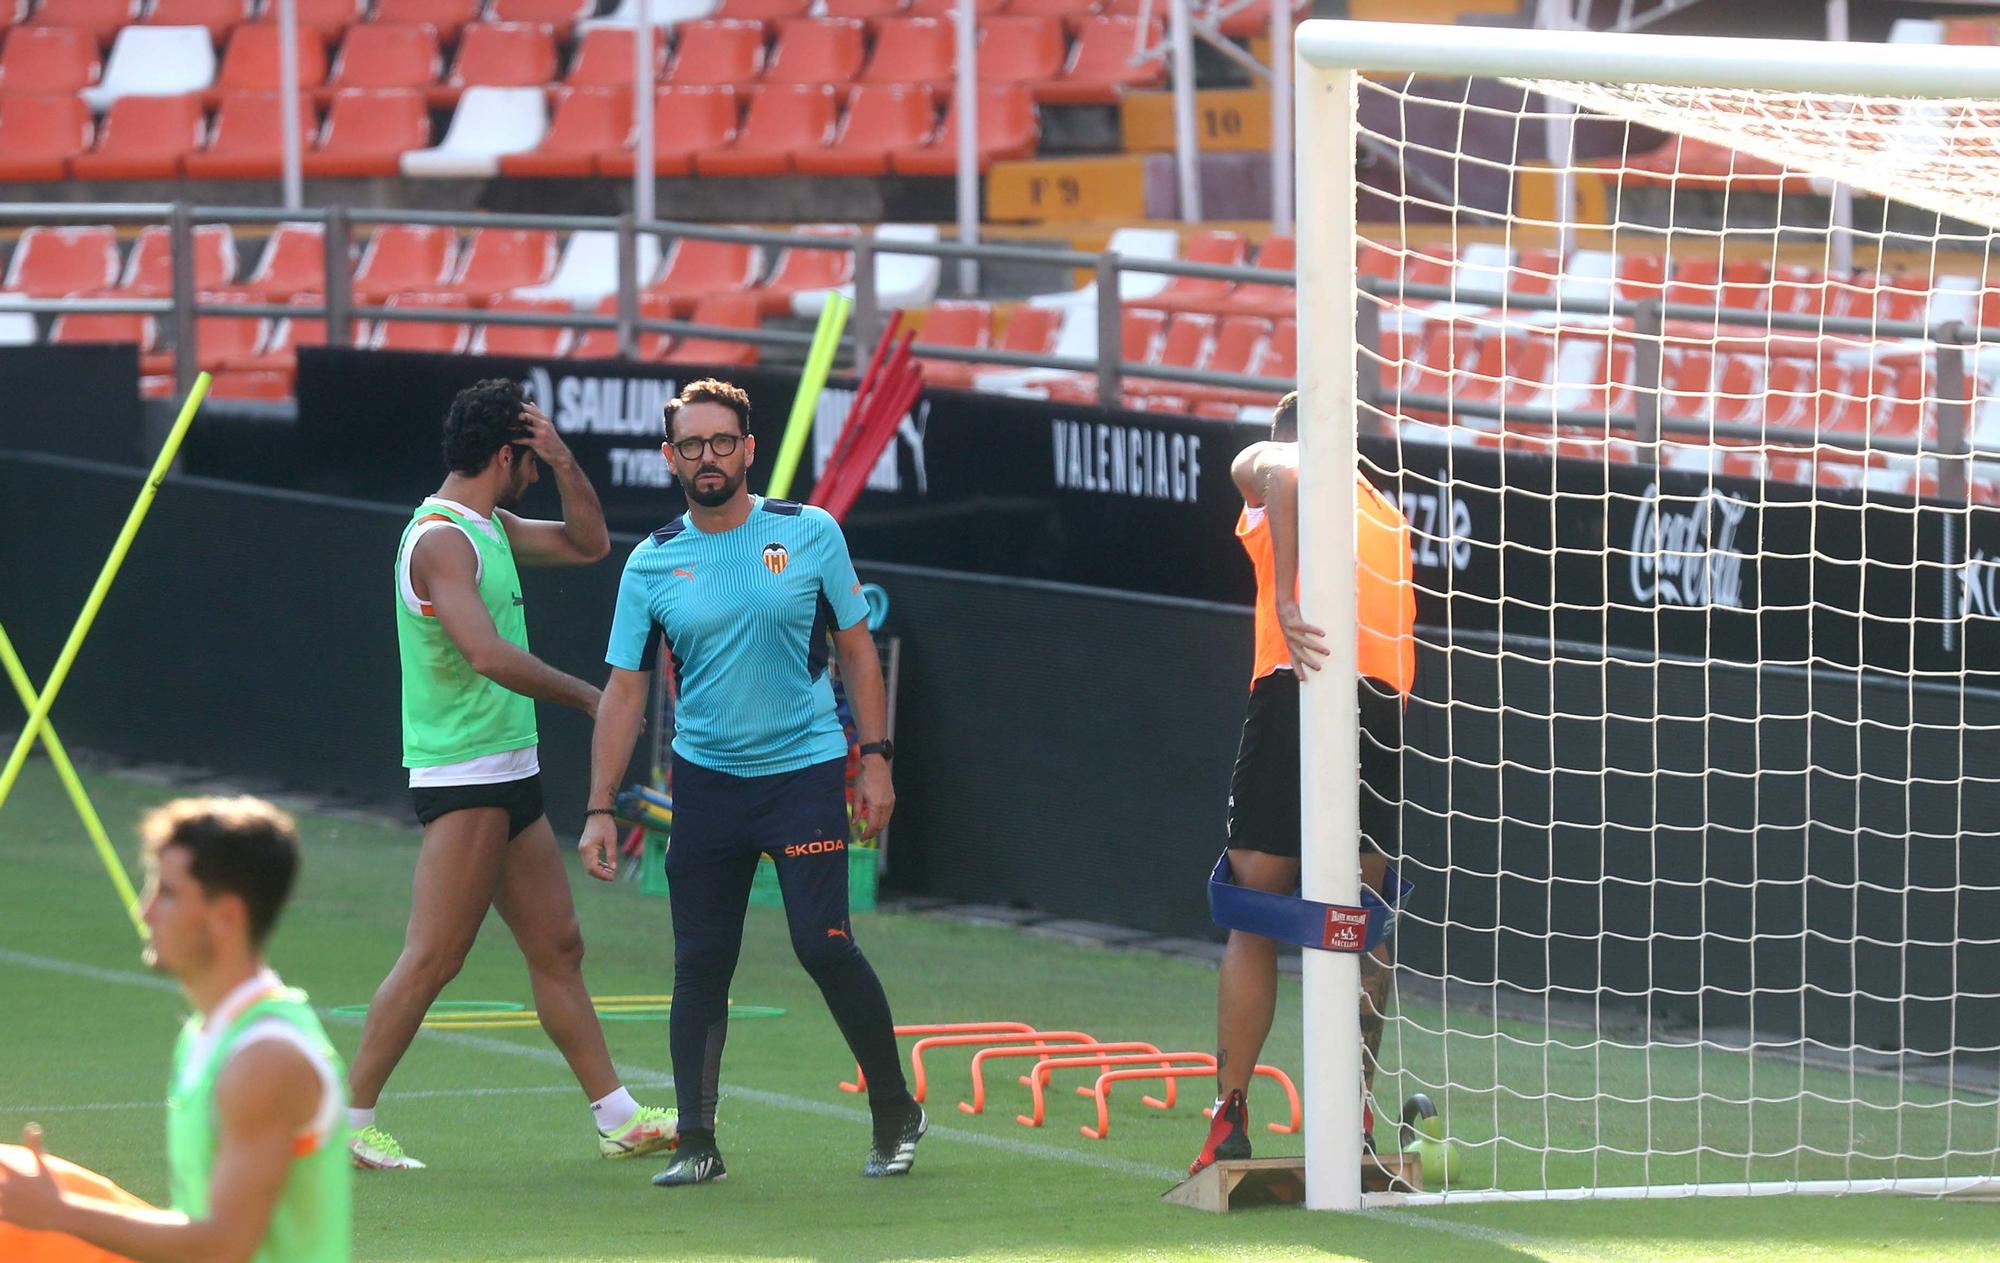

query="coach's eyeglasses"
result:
[671,433,742,460]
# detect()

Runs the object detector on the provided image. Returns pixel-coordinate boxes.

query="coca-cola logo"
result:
[1630,483,1749,609]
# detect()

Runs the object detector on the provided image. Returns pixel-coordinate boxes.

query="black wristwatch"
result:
[859,739,895,762]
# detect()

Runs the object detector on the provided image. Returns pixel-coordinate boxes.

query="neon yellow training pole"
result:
[765,294,851,501]
[0,372,211,813]
[0,620,145,939]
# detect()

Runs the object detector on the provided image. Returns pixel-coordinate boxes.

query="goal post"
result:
[1293,19,2000,1210]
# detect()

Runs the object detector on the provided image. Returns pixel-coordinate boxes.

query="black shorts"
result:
[411,773,545,839]
[666,753,848,870]
[1225,672,1402,860]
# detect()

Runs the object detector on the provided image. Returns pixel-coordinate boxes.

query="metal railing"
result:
[5,202,1994,503]
[0,202,1297,413]
[1364,276,2000,503]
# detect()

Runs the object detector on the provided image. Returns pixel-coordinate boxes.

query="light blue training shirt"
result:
[607,496,870,777]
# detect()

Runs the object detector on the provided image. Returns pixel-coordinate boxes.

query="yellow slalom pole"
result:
[0,620,144,939]
[0,372,211,813]
[765,294,851,501]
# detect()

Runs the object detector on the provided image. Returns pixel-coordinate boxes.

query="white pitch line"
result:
[0,943,1564,1254]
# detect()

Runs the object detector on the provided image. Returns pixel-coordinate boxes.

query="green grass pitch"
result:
[4,760,1999,1261]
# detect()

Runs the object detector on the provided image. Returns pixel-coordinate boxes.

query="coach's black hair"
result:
[442,378,531,475]
[142,797,301,947]
[664,379,752,440]
[1272,391,1298,442]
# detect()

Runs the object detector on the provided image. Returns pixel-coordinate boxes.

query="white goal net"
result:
[1291,20,2000,1208]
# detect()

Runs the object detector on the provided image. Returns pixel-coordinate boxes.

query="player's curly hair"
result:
[1272,391,1298,443]
[442,378,531,475]
[664,378,752,439]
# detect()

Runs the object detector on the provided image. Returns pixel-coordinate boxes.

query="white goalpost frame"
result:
[1292,18,2000,1211]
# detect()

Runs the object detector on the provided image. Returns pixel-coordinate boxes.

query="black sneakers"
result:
[1189,1089,1252,1175]
[651,1133,726,1188]
[863,1099,928,1178]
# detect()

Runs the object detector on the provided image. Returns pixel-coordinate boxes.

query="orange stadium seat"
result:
[858,16,951,88]
[440,227,560,303]
[0,94,92,179]
[571,292,676,360]
[70,92,204,178]
[473,294,575,357]
[190,290,269,370]
[666,290,762,365]
[488,0,593,39]
[1213,0,1303,37]
[239,222,328,299]
[913,298,989,387]
[694,81,837,177]
[564,27,663,90]
[977,15,1063,85]
[906,0,999,17]
[51,312,159,363]
[0,27,102,96]
[1035,15,1161,104]
[1223,233,1292,319]
[793,83,933,176]
[324,24,440,96]
[185,92,320,177]
[644,235,762,315]
[1130,228,1245,313]
[305,87,430,174]
[372,0,479,41]
[743,225,853,314]
[433,21,557,106]
[1006,0,1096,23]
[665,18,762,87]
[502,85,630,176]
[208,369,295,399]
[29,0,137,45]
[890,81,1035,173]
[824,0,905,17]
[104,223,238,298]
[595,84,739,177]
[2,225,121,298]
[762,17,864,86]
[713,0,808,21]
[209,26,330,105]
[143,0,253,39]
[352,224,459,303]
[1043,306,1165,403]
[249,0,364,41]
[371,290,473,353]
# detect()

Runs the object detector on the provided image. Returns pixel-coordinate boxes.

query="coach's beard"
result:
[683,464,741,508]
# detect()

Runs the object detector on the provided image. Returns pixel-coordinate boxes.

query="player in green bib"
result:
[0,797,350,1262]
[347,379,676,1171]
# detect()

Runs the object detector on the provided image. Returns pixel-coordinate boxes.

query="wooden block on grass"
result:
[1161,1153,1422,1212]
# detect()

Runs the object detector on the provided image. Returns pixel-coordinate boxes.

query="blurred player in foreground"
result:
[1191,392,1415,1174]
[0,797,351,1263]
[347,378,675,1170]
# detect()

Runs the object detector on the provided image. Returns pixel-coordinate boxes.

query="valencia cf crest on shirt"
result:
[762,542,790,574]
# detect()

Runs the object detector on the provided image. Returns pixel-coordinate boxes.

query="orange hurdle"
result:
[838,1021,1037,1093]
[906,1030,1101,1103]
[960,1040,1178,1115]
[1016,1052,1215,1127]
[1083,1063,1302,1140]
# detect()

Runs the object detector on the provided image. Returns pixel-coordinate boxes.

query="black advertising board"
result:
[296,347,2000,682]
[296,347,1260,605]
